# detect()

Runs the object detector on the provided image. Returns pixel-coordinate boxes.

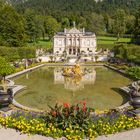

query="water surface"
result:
[13,66,131,110]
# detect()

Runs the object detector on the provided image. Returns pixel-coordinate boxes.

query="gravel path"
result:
[0,128,53,140]
[96,127,140,140]
[0,127,140,140]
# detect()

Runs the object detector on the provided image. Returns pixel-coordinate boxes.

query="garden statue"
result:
[62,63,83,77]
[129,81,140,109]
[0,88,13,108]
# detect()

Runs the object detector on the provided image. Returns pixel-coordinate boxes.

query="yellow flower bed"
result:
[0,114,140,140]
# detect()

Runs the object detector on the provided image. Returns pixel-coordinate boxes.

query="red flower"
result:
[80,100,87,106]
[82,106,87,112]
[83,100,86,106]
[63,103,70,108]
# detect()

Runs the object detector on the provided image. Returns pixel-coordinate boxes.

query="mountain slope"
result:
[11,0,140,16]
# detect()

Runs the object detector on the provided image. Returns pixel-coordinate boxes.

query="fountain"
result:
[62,63,84,77]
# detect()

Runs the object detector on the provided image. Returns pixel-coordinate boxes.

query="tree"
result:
[0,57,15,82]
[24,9,42,42]
[61,17,70,28]
[103,13,110,33]
[133,5,140,44]
[38,15,46,40]
[112,9,126,40]
[114,44,128,60]
[86,12,105,34]
[17,47,36,60]
[0,3,26,47]
[113,44,140,64]
[77,16,87,28]
[126,15,135,34]
[44,16,61,40]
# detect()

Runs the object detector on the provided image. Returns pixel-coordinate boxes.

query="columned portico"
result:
[68,46,80,55]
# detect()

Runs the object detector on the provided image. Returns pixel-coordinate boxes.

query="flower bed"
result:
[0,102,140,140]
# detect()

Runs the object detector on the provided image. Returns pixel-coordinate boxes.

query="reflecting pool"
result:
[13,66,132,110]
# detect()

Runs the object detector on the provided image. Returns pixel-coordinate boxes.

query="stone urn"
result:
[129,81,140,109]
[0,88,13,107]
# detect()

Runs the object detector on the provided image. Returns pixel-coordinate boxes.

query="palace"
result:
[53,25,97,56]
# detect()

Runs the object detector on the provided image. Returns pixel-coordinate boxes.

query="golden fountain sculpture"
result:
[62,63,84,77]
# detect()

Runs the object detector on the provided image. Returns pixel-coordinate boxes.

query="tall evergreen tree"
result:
[24,9,42,42]
[133,5,140,44]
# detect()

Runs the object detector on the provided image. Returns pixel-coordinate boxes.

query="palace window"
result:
[78,48,80,53]
[58,40,62,45]
[73,49,76,55]
[55,41,58,45]
[69,48,72,54]
[87,40,90,46]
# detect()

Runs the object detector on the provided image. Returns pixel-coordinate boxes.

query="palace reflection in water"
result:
[54,67,96,91]
[14,66,131,110]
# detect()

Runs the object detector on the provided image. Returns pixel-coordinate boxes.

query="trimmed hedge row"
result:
[0,46,36,61]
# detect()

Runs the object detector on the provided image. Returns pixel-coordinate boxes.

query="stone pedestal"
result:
[129,81,140,110]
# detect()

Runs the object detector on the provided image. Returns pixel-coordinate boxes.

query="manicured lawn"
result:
[97,36,117,45]
[97,36,131,50]
[97,36,131,45]
[118,37,131,43]
[28,39,52,49]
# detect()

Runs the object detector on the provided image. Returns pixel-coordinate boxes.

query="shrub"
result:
[0,46,36,62]
[113,44,140,64]
[126,67,140,79]
[42,101,94,130]
[0,57,15,81]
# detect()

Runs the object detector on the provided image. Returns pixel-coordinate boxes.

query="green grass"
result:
[97,36,131,45]
[28,39,52,49]
[97,36,117,45]
[97,36,132,50]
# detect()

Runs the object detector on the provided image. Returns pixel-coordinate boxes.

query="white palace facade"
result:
[53,26,97,56]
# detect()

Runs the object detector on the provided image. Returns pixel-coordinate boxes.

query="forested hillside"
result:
[0,0,139,47]
[11,0,140,15]
[10,0,140,35]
